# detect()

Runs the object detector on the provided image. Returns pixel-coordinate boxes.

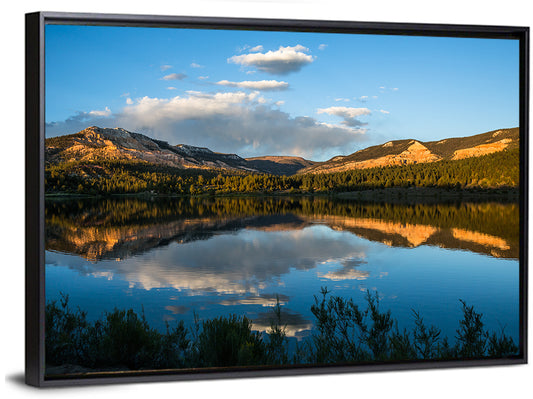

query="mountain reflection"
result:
[46,197,519,261]
[46,227,368,293]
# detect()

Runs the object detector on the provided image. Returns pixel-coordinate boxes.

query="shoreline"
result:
[45,186,519,204]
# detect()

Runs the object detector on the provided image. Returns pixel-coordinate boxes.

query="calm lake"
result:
[45,196,520,345]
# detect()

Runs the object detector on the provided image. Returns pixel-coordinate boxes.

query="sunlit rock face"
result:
[451,139,512,160]
[307,141,443,173]
[300,127,519,174]
[45,126,252,170]
[45,126,315,174]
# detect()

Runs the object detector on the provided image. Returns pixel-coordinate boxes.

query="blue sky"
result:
[45,24,519,161]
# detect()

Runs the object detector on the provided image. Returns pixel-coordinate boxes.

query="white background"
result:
[1,0,531,397]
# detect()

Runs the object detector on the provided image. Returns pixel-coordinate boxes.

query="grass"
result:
[45,289,519,375]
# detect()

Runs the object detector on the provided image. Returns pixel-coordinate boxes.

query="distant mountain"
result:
[45,126,314,175]
[299,128,519,174]
[245,156,317,175]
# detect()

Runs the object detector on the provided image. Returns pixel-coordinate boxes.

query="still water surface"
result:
[45,196,520,343]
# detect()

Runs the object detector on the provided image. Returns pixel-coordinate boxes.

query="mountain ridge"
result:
[46,126,519,176]
[244,155,317,175]
[45,126,314,176]
[299,127,519,174]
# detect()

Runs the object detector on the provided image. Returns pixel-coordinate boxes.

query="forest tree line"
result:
[45,148,519,196]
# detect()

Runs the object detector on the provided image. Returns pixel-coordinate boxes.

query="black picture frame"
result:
[25,11,529,387]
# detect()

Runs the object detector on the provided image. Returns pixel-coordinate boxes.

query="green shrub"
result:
[265,298,289,365]
[45,293,90,366]
[45,289,519,374]
[196,314,266,367]
[87,308,163,369]
[455,299,488,358]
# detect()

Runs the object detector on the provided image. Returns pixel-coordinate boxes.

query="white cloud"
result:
[198,76,209,80]
[228,45,314,75]
[249,45,264,52]
[121,91,266,124]
[166,87,178,90]
[318,44,327,50]
[126,98,133,105]
[46,90,368,160]
[379,109,390,114]
[216,79,289,91]
[317,106,371,127]
[160,65,172,71]
[358,95,369,102]
[334,98,350,102]
[190,62,204,68]
[161,73,187,81]
[88,106,112,117]
[378,86,399,92]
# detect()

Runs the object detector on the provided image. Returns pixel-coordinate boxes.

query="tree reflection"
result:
[46,196,519,261]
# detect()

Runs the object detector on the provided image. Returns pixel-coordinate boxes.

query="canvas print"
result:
[44,24,521,377]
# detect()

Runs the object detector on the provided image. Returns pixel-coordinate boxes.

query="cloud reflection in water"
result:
[46,226,368,295]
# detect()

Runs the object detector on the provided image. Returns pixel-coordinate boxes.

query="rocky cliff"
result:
[45,126,255,171]
[299,128,519,174]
